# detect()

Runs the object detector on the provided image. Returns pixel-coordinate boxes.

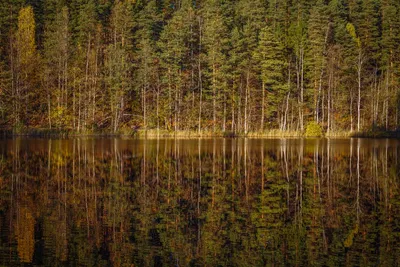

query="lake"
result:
[0,137,399,266]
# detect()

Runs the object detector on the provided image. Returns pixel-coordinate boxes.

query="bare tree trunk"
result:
[238,79,242,133]
[316,24,330,124]
[47,83,51,129]
[78,81,81,132]
[371,68,377,128]
[327,67,332,133]
[93,44,98,129]
[212,61,216,133]
[350,89,354,132]
[357,51,363,132]
[168,67,172,131]
[261,82,265,132]
[73,71,76,130]
[300,47,304,130]
[244,70,250,134]
[296,55,300,131]
[83,33,91,132]
[297,48,305,131]
[285,61,291,131]
[157,76,160,137]
[175,84,178,132]
[198,17,203,134]
[322,85,325,125]
[231,83,235,133]
[385,69,389,130]
[284,92,290,131]
[223,90,226,132]
[143,84,147,129]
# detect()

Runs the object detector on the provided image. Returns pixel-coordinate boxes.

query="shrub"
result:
[51,106,71,129]
[305,121,323,137]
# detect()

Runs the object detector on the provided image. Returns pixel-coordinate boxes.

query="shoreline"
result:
[1,128,400,138]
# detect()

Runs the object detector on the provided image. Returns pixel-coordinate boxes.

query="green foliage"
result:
[254,24,287,119]
[50,106,71,128]
[0,0,399,134]
[305,121,323,137]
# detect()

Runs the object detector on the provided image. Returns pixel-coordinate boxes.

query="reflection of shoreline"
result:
[0,138,398,265]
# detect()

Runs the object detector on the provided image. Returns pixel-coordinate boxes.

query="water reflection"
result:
[0,138,399,266]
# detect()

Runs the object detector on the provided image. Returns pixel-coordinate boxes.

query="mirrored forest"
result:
[0,138,399,265]
[0,0,400,133]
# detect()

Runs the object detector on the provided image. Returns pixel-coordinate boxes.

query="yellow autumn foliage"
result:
[344,223,359,248]
[17,6,36,68]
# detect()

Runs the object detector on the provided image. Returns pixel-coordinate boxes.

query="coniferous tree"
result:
[346,22,363,131]
[43,6,70,129]
[202,0,229,132]
[288,20,307,131]
[306,0,329,124]
[105,0,133,132]
[255,24,287,130]
[158,3,192,131]
[380,0,400,129]
[70,0,100,132]
[235,0,266,133]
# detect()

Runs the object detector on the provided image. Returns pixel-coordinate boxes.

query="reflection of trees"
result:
[0,138,399,265]
[16,207,35,263]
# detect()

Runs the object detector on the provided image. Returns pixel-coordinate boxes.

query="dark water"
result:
[0,138,399,266]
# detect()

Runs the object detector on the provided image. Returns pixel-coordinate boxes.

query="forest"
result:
[0,0,399,135]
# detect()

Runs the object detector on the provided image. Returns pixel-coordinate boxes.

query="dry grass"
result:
[5,127,395,138]
[246,130,303,137]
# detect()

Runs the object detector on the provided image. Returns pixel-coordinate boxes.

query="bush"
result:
[305,121,323,137]
[51,106,71,129]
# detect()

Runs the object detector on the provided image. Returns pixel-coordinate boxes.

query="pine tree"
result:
[105,0,134,132]
[288,20,307,131]
[235,0,266,133]
[202,0,229,132]
[227,27,244,133]
[359,0,380,62]
[306,0,329,124]
[0,0,25,60]
[158,2,192,131]
[329,0,357,131]
[70,0,100,132]
[346,22,363,132]
[380,0,400,129]
[255,24,287,130]
[43,6,70,129]
[133,0,163,132]
[136,37,157,130]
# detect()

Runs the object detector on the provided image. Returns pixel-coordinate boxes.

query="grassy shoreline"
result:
[1,128,400,138]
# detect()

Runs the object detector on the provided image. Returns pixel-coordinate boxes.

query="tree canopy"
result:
[0,0,399,134]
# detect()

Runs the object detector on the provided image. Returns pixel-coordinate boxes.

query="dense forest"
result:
[0,0,399,134]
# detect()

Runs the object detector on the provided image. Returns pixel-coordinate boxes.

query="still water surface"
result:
[0,138,399,266]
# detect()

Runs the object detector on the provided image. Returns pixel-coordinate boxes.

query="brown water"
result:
[0,138,399,266]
